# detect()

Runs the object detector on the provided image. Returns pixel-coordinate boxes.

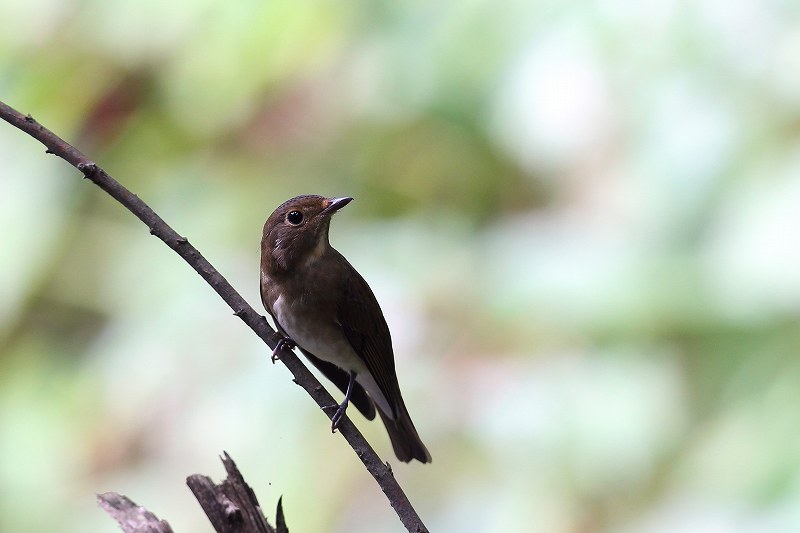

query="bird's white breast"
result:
[273,294,364,374]
[272,293,392,416]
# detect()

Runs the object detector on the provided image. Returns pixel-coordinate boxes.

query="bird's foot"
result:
[322,370,356,433]
[322,399,350,433]
[271,337,296,363]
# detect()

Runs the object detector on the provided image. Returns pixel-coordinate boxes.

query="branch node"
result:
[176,236,188,244]
[77,161,98,178]
[233,309,245,317]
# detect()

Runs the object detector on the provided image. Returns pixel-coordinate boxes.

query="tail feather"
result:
[377,402,431,464]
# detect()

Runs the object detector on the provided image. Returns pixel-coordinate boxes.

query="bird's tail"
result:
[378,400,431,464]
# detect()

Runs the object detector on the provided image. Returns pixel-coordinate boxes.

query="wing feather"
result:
[336,263,402,418]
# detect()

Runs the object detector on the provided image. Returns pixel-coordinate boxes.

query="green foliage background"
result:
[2,1,800,532]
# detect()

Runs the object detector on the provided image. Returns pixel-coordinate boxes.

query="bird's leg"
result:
[271,336,296,363]
[324,371,356,433]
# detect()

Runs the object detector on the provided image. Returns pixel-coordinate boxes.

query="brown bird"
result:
[260,195,431,463]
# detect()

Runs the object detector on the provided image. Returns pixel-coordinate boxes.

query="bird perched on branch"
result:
[260,195,431,463]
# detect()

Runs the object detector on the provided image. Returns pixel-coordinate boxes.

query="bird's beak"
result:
[323,196,353,215]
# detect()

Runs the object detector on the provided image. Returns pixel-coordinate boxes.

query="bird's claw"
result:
[322,370,355,433]
[271,337,296,363]
[322,402,349,433]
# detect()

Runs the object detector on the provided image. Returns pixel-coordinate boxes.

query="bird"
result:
[259,194,431,463]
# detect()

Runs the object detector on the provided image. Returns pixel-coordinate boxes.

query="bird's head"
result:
[261,195,353,272]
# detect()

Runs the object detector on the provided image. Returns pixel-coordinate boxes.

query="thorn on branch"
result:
[276,497,287,533]
[233,309,245,317]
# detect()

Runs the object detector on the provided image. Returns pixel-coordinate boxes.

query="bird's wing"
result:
[336,262,403,418]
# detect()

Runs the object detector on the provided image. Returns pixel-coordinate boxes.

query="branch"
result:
[0,100,428,533]
[186,452,288,533]
[99,453,286,533]
[97,493,174,533]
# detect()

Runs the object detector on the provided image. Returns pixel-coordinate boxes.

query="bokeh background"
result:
[2,1,800,532]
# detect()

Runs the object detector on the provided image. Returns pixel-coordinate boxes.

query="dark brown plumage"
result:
[260,195,431,463]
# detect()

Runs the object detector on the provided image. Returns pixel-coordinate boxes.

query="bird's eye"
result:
[286,210,304,225]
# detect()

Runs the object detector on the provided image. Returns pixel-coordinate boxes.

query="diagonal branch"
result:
[0,100,428,533]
